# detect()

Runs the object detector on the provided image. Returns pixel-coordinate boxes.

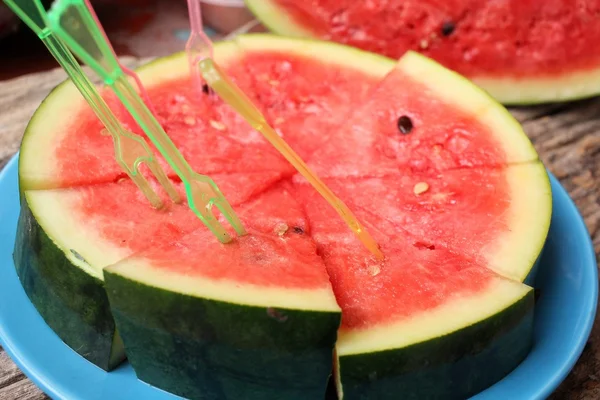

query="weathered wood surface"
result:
[1,61,599,399]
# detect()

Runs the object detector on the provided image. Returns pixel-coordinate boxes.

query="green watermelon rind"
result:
[337,291,534,400]
[14,52,199,370]
[244,0,314,38]
[245,0,600,105]
[13,195,125,370]
[470,71,600,106]
[104,269,342,400]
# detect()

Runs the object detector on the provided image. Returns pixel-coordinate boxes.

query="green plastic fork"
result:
[3,0,180,209]
[46,0,246,243]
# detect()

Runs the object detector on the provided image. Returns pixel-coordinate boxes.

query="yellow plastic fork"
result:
[201,60,384,259]
[182,0,383,259]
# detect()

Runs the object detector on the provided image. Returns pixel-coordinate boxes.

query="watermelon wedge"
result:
[294,163,550,282]
[14,34,551,399]
[13,173,280,370]
[245,0,600,104]
[319,235,534,400]
[105,183,341,400]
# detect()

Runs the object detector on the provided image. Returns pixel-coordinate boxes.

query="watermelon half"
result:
[14,34,551,399]
[245,0,600,105]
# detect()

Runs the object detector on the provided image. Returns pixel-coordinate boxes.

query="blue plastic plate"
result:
[0,153,597,400]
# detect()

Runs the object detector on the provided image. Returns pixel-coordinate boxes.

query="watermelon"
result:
[245,0,600,105]
[14,34,551,399]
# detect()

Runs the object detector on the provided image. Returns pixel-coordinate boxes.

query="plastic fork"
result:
[201,60,384,259]
[46,0,246,243]
[185,0,214,97]
[181,2,383,259]
[3,0,179,209]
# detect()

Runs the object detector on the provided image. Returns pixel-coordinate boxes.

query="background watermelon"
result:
[245,0,600,105]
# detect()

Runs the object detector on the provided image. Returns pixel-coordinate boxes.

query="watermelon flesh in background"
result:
[246,0,600,104]
[14,35,551,399]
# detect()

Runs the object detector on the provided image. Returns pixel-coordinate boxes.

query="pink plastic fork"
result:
[83,0,158,116]
[185,0,215,97]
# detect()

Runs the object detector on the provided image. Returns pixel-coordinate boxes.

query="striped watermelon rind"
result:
[14,197,125,370]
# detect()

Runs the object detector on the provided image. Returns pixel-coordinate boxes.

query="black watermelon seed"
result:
[202,83,210,94]
[441,21,456,36]
[397,115,413,134]
[413,242,435,250]
[293,226,305,235]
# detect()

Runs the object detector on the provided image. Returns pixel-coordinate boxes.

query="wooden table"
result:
[1,25,600,400]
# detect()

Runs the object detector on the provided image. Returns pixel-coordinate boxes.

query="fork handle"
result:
[42,34,122,134]
[42,34,179,208]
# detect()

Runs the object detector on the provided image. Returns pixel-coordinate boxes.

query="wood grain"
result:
[0,379,46,400]
[1,62,599,400]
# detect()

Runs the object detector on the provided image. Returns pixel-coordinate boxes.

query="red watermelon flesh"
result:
[233,181,309,236]
[291,176,398,248]
[291,176,501,330]
[48,49,381,188]
[265,0,600,78]
[306,61,526,179]
[294,168,509,266]
[225,50,382,158]
[124,226,330,290]
[51,81,295,188]
[71,180,202,258]
[318,237,498,329]
[47,45,530,189]
[44,47,530,281]
[118,182,331,290]
[29,170,285,269]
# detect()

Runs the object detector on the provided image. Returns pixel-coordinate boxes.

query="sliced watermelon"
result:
[246,0,600,104]
[14,34,551,398]
[104,183,341,400]
[291,183,535,397]
[324,240,533,399]
[13,173,282,370]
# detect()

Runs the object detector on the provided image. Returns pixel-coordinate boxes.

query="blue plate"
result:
[0,153,597,400]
